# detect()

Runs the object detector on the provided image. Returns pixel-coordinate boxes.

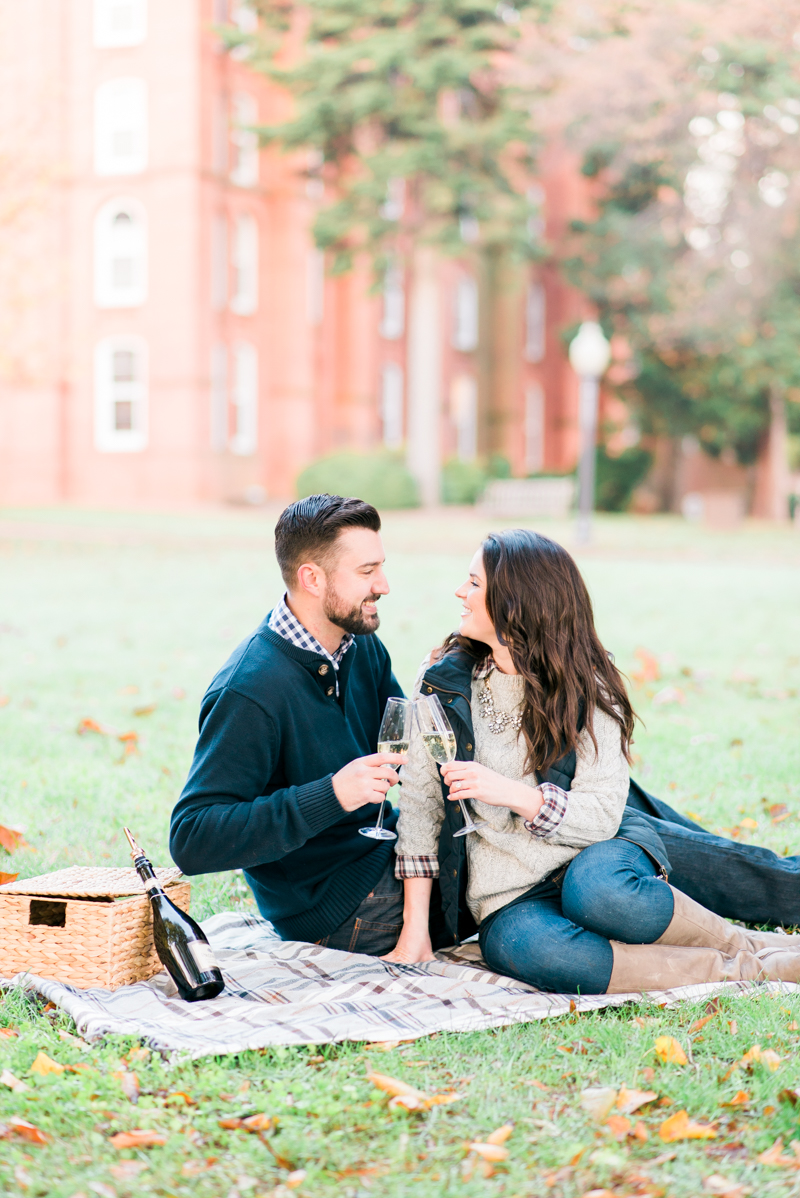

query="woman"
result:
[384,530,800,993]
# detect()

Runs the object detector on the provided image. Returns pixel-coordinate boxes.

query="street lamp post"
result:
[568,321,611,545]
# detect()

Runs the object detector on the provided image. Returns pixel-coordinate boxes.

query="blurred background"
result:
[2,0,800,522]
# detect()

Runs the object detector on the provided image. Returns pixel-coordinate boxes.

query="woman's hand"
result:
[440,760,544,823]
[381,926,436,964]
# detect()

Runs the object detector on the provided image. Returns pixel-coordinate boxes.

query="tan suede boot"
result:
[657,888,800,958]
[606,942,764,994]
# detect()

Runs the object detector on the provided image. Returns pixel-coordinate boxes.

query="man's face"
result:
[321,529,390,635]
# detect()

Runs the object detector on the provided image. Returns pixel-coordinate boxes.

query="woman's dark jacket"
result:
[420,648,671,945]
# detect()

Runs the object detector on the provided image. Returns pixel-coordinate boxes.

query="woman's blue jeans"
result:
[479,839,675,994]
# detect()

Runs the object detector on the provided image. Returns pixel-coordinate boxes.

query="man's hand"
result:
[332,752,406,812]
[440,760,544,822]
[382,925,435,964]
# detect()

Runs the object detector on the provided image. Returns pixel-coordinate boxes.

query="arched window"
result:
[381,363,404,449]
[525,281,545,363]
[230,214,258,315]
[230,93,259,187]
[230,342,258,455]
[94,78,148,175]
[380,263,404,339]
[93,0,147,47]
[450,374,477,461]
[453,276,478,352]
[94,198,147,308]
[94,336,148,452]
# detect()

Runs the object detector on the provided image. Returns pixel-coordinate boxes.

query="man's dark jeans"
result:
[316,858,404,955]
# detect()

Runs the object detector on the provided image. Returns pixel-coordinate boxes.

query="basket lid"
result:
[0,865,184,898]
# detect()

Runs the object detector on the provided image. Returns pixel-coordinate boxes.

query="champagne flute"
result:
[416,693,487,837]
[359,696,412,840]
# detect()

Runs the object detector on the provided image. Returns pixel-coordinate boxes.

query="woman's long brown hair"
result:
[443,530,635,774]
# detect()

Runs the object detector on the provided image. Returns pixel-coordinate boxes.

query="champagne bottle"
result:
[124,828,224,1003]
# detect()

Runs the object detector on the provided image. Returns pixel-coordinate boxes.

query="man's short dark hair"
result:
[274,494,381,587]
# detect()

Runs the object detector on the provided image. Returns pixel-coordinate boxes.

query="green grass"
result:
[1,506,800,1197]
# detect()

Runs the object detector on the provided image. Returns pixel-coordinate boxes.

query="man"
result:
[169,493,408,952]
[172,492,800,958]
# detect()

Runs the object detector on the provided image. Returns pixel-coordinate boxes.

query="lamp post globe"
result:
[569,321,611,544]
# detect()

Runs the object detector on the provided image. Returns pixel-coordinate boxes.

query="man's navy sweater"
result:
[169,616,403,943]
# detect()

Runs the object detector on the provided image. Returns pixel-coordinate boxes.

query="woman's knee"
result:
[561,840,673,942]
[480,903,612,994]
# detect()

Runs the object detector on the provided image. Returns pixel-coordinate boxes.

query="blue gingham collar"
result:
[267,594,354,670]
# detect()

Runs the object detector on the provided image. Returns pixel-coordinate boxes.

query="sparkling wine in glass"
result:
[416,694,487,837]
[359,696,412,840]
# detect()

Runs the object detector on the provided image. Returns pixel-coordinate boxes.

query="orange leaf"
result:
[631,1120,649,1141]
[0,825,27,854]
[524,1078,549,1091]
[691,1013,718,1033]
[605,1115,631,1141]
[654,1036,688,1065]
[112,1070,140,1102]
[616,1086,657,1115]
[659,1110,716,1142]
[109,1129,167,1149]
[8,1117,49,1145]
[110,1161,149,1181]
[0,1028,18,1039]
[0,872,18,886]
[217,1117,244,1130]
[485,1123,513,1145]
[241,1113,273,1131]
[757,1136,799,1167]
[29,1052,64,1077]
[468,1142,509,1161]
[761,1050,782,1072]
[64,1063,94,1074]
[738,1044,761,1065]
[165,1091,196,1105]
[133,703,157,717]
[367,1072,428,1101]
[720,1090,750,1108]
[76,718,108,736]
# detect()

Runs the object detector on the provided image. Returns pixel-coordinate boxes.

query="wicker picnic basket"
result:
[0,866,190,990]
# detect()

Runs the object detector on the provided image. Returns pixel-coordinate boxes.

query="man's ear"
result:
[296,562,325,598]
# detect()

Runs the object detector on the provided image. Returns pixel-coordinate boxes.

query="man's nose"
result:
[372,571,390,595]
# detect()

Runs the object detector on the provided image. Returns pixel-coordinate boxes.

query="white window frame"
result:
[307,248,325,325]
[230,342,258,455]
[93,0,147,48]
[94,77,148,176]
[524,281,546,363]
[524,381,545,474]
[380,263,405,339]
[230,93,259,187]
[210,344,228,452]
[94,197,147,309]
[450,374,478,461]
[453,275,478,352]
[230,213,258,315]
[94,336,148,453]
[381,363,404,450]
[211,213,228,311]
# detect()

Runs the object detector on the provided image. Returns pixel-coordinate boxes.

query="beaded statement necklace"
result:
[476,672,523,735]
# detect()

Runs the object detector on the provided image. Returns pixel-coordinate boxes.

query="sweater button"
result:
[318,664,329,675]
[326,686,335,696]
[466,743,473,751]
[453,868,457,877]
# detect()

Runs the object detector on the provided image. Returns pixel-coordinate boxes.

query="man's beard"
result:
[323,584,381,636]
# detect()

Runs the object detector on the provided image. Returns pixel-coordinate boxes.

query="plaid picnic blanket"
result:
[4,912,793,1058]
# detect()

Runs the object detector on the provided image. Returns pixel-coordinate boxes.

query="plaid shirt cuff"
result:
[524,782,569,837]
[395,854,439,879]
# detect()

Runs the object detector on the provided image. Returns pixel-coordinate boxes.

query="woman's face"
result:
[455,548,497,645]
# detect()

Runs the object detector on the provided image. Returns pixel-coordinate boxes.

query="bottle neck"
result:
[133,852,166,898]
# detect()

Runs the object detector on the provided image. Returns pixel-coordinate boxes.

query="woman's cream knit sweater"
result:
[396,664,630,924]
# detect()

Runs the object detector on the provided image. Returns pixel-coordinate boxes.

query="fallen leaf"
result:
[616,1086,657,1115]
[165,1090,195,1105]
[779,1089,800,1105]
[76,718,109,736]
[286,1170,307,1188]
[640,1066,656,1082]
[523,1078,549,1091]
[631,1120,649,1141]
[691,1014,718,1033]
[652,686,685,707]
[65,1063,94,1074]
[739,818,758,831]
[88,1184,116,1198]
[14,1165,32,1190]
[112,1070,140,1103]
[605,1115,631,1141]
[764,1104,776,1117]
[728,1020,738,1035]
[109,1161,149,1180]
[0,824,28,853]
[654,1036,688,1065]
[787,1021,799,1031]
[58,1029,90,1050]
[486,1123,514,1145]
[703,1173,751,1197]
[643,1151,677,1166]
[1,1070,28,1092]
[0,1027,18,1039]
[125,1045,151,1062]
[720,1091,750,1108]
[118,731,139,756]
[133,703,157,717]
[770,805,791,823]
[29,1051,64,1077]
[468,1141,509,1161]
[181,1159,217,1177]
[659,1110,717,1142]
[367,1072,425,1100]
[757,1136,800,1167]
[580,1087,618,1121]
[0,872,19,885]
[8,1117,49,1144]
[109,1129,167,1149]
[632,647,660,684]
[119,685,139,695]
[761,1049,782,1071]
[578,1190,618,1198]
